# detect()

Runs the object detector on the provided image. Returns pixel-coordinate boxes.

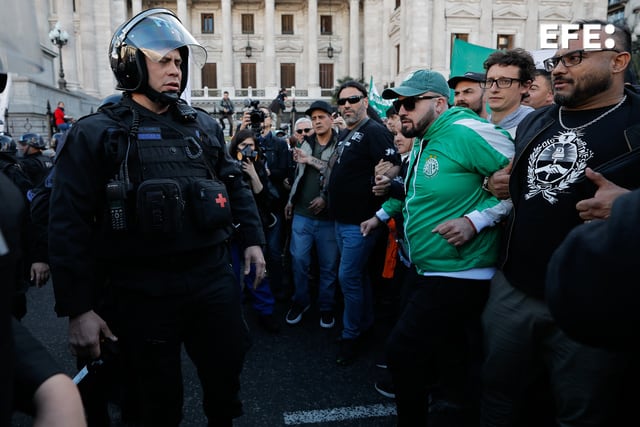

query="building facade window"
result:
[451,33,469,44]
[201,13,214,34]
[242,14,254,34]
[320,15,333,35]
[281,63,295,89]
[319,64,334,88]
[241,63,257,88]
[282,14,294,34]
[202,63,217,88]
[451,33,469,59]
[497,34,514,50]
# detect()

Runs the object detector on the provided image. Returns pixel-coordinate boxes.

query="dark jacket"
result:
[546,188,640,351]
[258,131,291,209]
[0,171,26,424]
[18,152,53,188]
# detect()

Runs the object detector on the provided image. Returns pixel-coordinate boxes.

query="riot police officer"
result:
[16,132,53,187]
[49,8,266,427]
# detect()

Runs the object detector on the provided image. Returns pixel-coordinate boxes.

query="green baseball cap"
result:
[382,69,450,99]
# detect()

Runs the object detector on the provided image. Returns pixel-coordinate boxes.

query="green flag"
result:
[368,75,393,118]
[449,39,496,104]
[450,38,495,77]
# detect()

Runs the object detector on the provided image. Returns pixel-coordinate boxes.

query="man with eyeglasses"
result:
[324,80,400,366]
[285,101,340,329]
[481,20,638,426]
[482,48,536,137]
[360,69,514,426]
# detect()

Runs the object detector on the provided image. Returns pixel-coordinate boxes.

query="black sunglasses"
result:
[392,95,442,112]
[337,95,365,106]
[296,128,312,134]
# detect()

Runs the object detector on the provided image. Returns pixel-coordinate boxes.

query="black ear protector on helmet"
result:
[109,8,200,105]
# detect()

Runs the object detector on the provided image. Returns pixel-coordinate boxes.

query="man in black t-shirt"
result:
[482,20,638,426]
[326,80,400,366]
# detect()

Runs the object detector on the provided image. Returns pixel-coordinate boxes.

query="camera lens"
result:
[250,111,263,124]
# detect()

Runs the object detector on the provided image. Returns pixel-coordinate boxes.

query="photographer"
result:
[228,129,280,333]
[239,103,294,301]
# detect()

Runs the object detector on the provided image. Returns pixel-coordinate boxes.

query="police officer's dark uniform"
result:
[16,133,53,187]
[48,9,265,427]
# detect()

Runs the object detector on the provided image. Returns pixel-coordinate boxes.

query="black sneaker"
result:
[336,338,358,366]
[258,314,280,334]
[319,311,335,329]
[374,379,396,399]
[285,303,310,325]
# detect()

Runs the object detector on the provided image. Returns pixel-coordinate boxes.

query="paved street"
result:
[12,281,398,426]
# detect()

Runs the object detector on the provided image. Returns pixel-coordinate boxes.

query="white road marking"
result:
[283,403,396,425]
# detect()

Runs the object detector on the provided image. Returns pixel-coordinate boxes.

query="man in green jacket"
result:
[361,69,514,426]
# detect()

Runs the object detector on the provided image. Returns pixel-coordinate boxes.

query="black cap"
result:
[305,100,334,117]
[447,72,486,89]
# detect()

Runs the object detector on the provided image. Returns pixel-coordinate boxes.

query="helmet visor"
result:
[125,12,207,68]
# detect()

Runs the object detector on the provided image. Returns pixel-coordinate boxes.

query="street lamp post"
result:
[48,22,69,90]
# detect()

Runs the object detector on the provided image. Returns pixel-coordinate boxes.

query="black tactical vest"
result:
[98,101,233,257]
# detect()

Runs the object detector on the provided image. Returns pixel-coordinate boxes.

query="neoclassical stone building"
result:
[2,0,607,137]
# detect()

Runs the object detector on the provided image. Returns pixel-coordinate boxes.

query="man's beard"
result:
[401,106,436,138]
[554,75,612,108]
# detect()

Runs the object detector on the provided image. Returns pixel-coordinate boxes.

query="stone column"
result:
[349,0,360,79]
[431,0,446,74]
[264,0,277,96]
[479,0,493,48]
[177,0,188,30]
[132,0,142,16]
[381,0,392,85]
[307,0,320,97]
[55,0,78,90]
[524,1,538,51]
[78,0,99,96]
[221,0,233,91]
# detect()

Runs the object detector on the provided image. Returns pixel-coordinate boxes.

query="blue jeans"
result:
[289,214,338,312]
[335,221,380,339]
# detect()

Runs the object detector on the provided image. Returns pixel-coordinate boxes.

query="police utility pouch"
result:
[136,179,184,234]
[190,178,232,230]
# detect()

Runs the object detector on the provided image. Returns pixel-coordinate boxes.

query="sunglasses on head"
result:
[337,95,365,106]
[296,128,312,134]
[392,95,442,112]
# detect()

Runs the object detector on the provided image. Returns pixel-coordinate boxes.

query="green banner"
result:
[449,39,496,104]
[368,75,393,118]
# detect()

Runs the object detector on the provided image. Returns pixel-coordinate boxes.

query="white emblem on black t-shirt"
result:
[524,130,593,204]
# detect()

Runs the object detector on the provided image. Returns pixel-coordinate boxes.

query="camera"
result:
[244,99,265,132]
[237,145,259,163]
